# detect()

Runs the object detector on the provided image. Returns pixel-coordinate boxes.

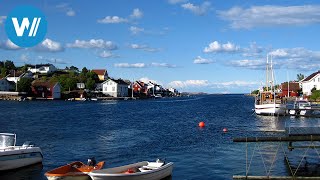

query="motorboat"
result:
[289,99,312,116]
[89,159,173,180]
[0,133,43,171]
[45,159,105,180]
[255,54,286,116]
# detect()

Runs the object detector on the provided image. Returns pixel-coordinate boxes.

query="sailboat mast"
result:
[266,54,269,91]
[270,54,274,93]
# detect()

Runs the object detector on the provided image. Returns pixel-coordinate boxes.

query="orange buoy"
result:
[198,121,205,128]
[223,128,228,132]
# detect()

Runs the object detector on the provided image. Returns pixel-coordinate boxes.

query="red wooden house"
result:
[31,81,61,99]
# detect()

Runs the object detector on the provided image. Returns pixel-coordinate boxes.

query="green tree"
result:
[64,77,77,91]
[297,73,305,81]
[20,65,29,73]
[86,71,99,82]
[17,78,32,92]
[251,90,259,95]
[0,67,7,77]
[81,67,88,75]
[70,66,79,72]
[3,60,16,70]
[310,90,320,101]
[86,78,96,90]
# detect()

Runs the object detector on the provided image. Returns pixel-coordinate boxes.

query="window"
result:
[112,87,115,91]
[104,87,107,91]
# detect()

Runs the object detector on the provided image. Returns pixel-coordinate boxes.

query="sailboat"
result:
[255,54,286,116]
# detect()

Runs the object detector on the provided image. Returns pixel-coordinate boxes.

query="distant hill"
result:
[181,92,209,96]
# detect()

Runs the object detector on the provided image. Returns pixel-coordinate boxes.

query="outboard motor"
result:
[156,158,165,164]
[87,157,96,166]
[22,141,34,148]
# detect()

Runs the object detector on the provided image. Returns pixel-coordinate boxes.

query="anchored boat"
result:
[45,159,105,180]
[289,99,312,116]
[0,133,43,171]
[255,54,286,116]
[89,159,173,180]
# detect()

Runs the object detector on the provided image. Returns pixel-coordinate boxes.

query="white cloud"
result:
[66,9,76,16]
[99,51,119,58]
[218,5,320,29]
[97,16,128,24]
[56,3,76,17]
[181,1,211,15]
[20,54,29,62]
[168,0,187,4]
[130,43,160,52]
[151,63,176,68]
[193,56,214,64]
[168,80,209,88]
[0,39,21,50]
[130,8,143,19]
[228,59,266,70]
[242,42,264,57]
[37,38,64,52]
[67,39,117,50]
[0,16,6,25]
[129,26,145,34]
[114,63,146,68]
[204,41,240,53]
[139,77,157,84]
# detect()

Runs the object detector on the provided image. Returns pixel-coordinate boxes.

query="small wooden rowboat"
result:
[45,161,105,180]
[88,160,173,180]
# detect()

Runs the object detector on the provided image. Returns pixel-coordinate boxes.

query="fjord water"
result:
[1,94,319,179]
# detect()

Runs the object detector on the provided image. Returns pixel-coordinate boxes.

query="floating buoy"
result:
[223,128,228,132]
[198,121,205,128]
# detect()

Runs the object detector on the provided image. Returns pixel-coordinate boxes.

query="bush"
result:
[310,90,320,101]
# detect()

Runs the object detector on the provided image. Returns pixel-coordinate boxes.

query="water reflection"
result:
[255,115,286,132]
[0,163,43,180]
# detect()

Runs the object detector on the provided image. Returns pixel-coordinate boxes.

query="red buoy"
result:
[199,121,205,128]
[223,128,228,132]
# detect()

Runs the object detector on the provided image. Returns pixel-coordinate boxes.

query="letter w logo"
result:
[11,17,41,37]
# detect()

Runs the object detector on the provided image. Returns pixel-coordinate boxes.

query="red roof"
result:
[92,69,107,76]
[32,81,59,88]
[303,71,320,82]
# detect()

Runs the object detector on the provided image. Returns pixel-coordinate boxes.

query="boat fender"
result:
[125,168,135,174]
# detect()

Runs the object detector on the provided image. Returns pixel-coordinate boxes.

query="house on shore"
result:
[27,64,57,74]
[31,81,61,99]
[101,78,129,97]
[6,71,33,84]
[301,71,320,96]
[92,69,108,81]
[133,81,148,97]
[0,78,15,91]
[280,81,300,97]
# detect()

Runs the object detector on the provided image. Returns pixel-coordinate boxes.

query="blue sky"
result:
[1,0,320,93]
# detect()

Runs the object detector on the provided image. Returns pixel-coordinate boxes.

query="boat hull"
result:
[45,161,105,180]
[89,162,173,180]
[46,175,90,180]
[255,104,286,115]
[0,147,43,171]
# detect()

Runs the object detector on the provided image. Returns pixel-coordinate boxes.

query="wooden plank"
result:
[288,127,320,136]
[233,175,320,179]
[233,135,320,142]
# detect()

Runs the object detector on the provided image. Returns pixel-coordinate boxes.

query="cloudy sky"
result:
[1,0,320,93]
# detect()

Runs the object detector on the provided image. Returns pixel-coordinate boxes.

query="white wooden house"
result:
[27,64,57,74]
[6,71,33,84]
[101,79,129,97]
[301,71,320,96]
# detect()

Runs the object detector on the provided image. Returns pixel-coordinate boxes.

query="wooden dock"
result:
[233,126,320,179]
